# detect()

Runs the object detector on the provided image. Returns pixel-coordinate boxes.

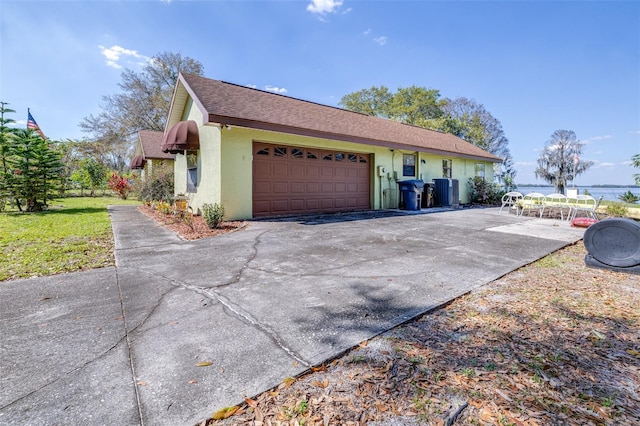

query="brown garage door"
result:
[253,142,370,217]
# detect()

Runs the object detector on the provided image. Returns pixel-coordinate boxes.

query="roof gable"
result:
[139,130,175,160]
[177,73,502,163]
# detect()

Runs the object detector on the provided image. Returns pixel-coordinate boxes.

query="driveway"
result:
[0,206,585,425]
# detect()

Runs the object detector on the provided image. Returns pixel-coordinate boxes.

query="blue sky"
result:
[1,0,638,185]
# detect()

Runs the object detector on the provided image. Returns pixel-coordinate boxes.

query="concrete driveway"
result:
[0,206,585,425]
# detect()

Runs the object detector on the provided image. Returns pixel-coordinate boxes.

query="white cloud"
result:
[306,0,344,15]
[99,45,149,69]
[581,134,612,144]
[630,130,640,135]
[245,84,258,89]
[265,85,287,94]
[597,162,616,168]
[363,29,388,46]
[374,36,388,46]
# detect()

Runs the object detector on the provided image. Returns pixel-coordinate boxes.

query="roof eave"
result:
[208,114,502,163]
[166,73,210,131]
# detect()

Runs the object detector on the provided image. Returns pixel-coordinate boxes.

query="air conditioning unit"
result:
[433,178,459,207]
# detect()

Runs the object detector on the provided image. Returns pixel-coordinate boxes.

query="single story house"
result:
[161,73,502,220]
[131,130,175,180]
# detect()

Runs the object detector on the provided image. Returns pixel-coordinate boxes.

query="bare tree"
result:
[80,52,204,171]
[535,130,593,194]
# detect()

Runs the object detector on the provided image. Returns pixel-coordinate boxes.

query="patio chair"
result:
[518,192,545,217]
[568,195,600,221]
[541,193,570,220]
[499,191,523,215]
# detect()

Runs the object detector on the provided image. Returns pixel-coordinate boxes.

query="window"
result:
[256,147,270,156]
[186,151,198,193]
[322,153,333,161]
[291,148,304,158]
[348,154,358,162]
[335,153,344,161]
[442,159,452,178]
[403,154,416,176]
[307,150,318,160]
[475,163,485,178]
[274,147,287,157]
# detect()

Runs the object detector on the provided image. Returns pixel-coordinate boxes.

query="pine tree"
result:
[6,129,62,211]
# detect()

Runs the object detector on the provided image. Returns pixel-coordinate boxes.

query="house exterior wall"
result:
[172,97,496,219]
[142,159,173,181]
[188,127,495,220]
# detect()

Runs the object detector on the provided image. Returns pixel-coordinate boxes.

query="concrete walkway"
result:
[0,206,585,425]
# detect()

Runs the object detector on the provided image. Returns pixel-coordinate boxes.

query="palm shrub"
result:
[618,190,640,204]
[202,202,225,229]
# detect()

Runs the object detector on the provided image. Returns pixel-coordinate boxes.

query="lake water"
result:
[517,186,640,202]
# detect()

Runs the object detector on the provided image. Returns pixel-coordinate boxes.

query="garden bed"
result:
[137,205,246,240]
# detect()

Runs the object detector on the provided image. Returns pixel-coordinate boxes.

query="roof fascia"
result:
[166,73,210,130]
[209,114,502,163]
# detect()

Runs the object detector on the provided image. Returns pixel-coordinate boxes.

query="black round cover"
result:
[583,218,640,267]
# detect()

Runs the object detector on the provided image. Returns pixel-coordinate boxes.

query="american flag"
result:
[27,109,46,139]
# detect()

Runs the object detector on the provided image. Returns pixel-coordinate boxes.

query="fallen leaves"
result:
[203,242,640,425]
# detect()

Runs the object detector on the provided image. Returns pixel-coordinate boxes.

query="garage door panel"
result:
[272,200,289,211]
[307,165,320,177]
[290,164,305,177]
[306,182,319,193]
[254,162,270,175]
[254,200,271,213]
[347,198,359,207]
[253,142,370,217]
[346,168,359,178]
[273,163,288,176]
[321,166,334,177]
[254,181,271,195]
[273,182,289,193]
[290,199,305,210]
[290,182,305,193]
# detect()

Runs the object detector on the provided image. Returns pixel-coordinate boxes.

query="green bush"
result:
[467,177,505,205]
[202,202,225,229]
[605,202,628,218]
[138,170,174,203]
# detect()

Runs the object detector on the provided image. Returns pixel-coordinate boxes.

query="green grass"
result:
[0,196,140,281]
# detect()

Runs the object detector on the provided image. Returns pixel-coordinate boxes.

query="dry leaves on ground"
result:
[203,242,640,426]
[138,205,246,240]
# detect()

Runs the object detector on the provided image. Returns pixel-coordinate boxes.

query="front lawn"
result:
[0,196,140,281]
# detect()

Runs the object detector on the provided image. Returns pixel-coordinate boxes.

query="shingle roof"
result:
[139,130,175,160]
[179,73,502,163]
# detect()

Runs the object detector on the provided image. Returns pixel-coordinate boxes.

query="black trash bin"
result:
[398,179,425,211]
